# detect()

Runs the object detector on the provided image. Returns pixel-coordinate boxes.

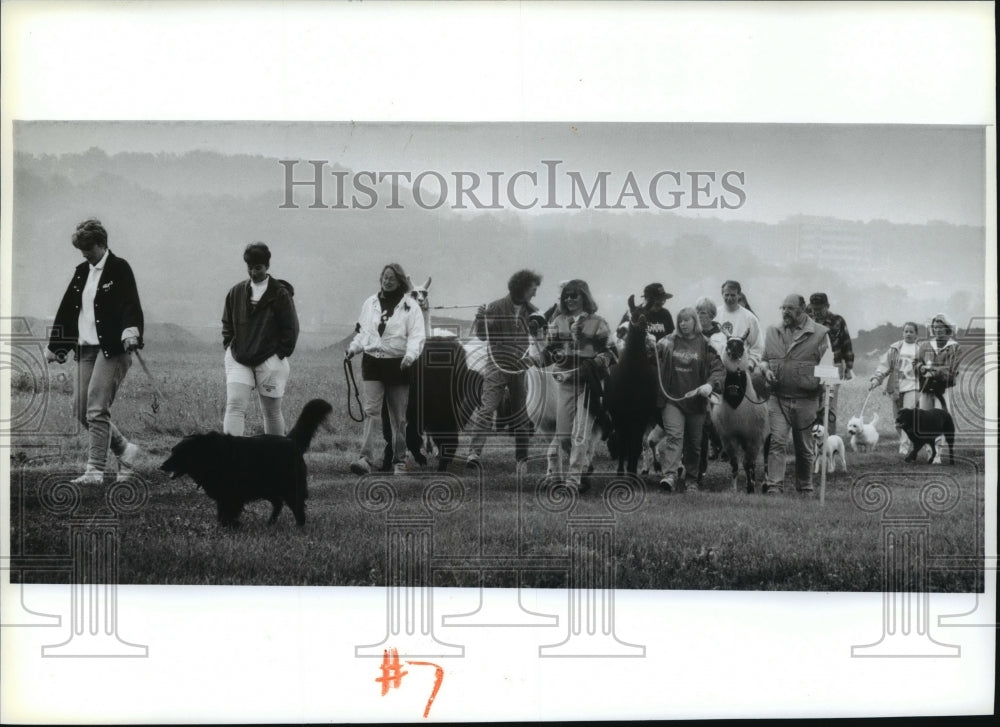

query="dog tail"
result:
[288,398,333,453]
[870,412,879,426]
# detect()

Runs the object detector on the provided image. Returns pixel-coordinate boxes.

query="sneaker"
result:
[796,486,815,494]
[659,475,675,492]
[71,466,104,486]
[687,481,699,493]
[763,484,782,495]
[349,458,372,476]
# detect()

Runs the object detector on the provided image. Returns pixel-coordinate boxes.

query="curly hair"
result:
[71,219,108,250]
[507,269,542,300]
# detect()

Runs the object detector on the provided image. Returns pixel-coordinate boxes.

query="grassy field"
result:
[7,345,988,591]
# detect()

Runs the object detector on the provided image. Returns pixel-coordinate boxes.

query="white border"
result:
[2,1,996,722]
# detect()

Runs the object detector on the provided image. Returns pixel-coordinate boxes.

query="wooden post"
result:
[813,365,841,506]
[820,384,831,505]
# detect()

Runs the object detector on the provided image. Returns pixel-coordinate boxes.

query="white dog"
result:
[812,424,847,474]
[846,413,880,452]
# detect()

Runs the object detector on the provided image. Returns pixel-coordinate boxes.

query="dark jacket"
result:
[222,277,299,367]
[915,338,960,391]
[472,294,538,370]
[807,307,855,371]
[763,317,831,399]
[655,332,724,413]
[620,305,674,340]
[48,251,144,360]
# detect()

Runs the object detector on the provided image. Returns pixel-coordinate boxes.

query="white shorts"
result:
[224,347,290,398]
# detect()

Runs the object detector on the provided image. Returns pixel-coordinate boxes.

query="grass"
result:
[7,346,988,591]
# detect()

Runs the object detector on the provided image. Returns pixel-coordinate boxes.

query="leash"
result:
[343,356,365,422]
[133,350,168,403]
[772,394,823,432]
[481,311,544,375]
[651,338,707,404]
[857,386,876,420]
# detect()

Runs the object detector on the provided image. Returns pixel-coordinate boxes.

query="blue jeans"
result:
[554,378,598,487]
[75,346,132,471]
[765,396,818,491]
[659,402,705,481]
[360,380,409,466]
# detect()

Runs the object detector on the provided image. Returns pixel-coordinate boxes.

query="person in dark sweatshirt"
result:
[654,306,724,492]
[221,242,299,436]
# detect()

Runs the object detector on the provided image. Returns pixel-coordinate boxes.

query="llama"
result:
[604,295,660,475]
[710,334,770,493]
[401,276,482,470]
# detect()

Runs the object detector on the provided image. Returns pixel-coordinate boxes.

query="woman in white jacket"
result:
[346,263,426,475]
[868,321,920,455]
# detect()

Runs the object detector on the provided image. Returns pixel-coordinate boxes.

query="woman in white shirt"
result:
[346,263,426,476]
[869,321,920,454]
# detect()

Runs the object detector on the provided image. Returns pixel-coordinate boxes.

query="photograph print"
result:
[7,121,990,594]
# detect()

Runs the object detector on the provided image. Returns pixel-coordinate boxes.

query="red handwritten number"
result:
[406,660,444,719]
[375,648,444,719]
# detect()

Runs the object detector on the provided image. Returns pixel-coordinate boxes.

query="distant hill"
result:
[8,317,212,354]
[11,148,986,337]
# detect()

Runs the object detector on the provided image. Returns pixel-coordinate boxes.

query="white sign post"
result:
[813,365,842,505]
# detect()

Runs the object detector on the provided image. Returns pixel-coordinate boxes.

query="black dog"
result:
[160,399,332,526]
[895,407,955,465]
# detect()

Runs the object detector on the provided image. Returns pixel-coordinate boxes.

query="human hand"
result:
[843,367,854,381]
[345,349,355,360]
[868,378,879,391]
[45,349,64,364]
[696,383,713,398]
[124,337,139,353]
[400,357,413,372]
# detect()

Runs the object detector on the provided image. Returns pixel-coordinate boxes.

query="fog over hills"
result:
[12,148,986,346]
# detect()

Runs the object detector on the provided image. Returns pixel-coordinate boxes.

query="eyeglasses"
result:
[562,291,581,300]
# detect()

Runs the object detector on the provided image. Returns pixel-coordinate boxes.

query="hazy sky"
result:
[15,121,986,227]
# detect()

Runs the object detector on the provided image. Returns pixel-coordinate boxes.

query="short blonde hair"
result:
[695,297,717,319]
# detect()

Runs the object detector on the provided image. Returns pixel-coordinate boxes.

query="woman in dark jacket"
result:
[654,306,724,492]
[222,242,299,436]
[46,219,144,485]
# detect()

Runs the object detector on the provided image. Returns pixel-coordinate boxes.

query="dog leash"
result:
[343,356,365,422]
[133,350,168,403]
[857,386,875,420]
